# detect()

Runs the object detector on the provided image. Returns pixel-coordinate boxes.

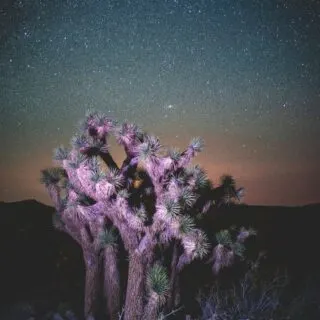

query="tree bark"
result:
[84,252,100,319]
[124,251,147,320]
[166,241,180,312]
[143,291,161,320]
[103,246,121,320]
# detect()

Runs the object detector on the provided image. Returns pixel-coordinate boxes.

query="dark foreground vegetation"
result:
[1,200,319,319]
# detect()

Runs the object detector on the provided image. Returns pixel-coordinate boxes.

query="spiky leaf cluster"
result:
[115,121,143,144]
[193,231,210,259]
[71,133,89,150]
[190,137,204,152]
[81,110,115,132]
[216,229,233,247]
[139,135,162,160]
[213,227,256,264]
[179,215,196,234]
[68,152,88,169]
[237,226,257,243]
[90,138,109,153]
[40,167,65,186]
[167,148,181,162]
[231,241,245,258]
[164,198,181,218]
[88,157,105,182]
[171,171,187,186]
[99,227,118,248]
[180,188,197,207]
[105,168,123,188]
[72,129,109,154]
[147,264,169,297]
[53,146,69,161]
[91,171,105,183]
[193,169,208,189]
[220,174,236,188]
[186,165,208,189]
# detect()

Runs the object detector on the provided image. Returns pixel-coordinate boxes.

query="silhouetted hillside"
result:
[201,203,320,276]
[1,200,320,316]
[0,200,84,311]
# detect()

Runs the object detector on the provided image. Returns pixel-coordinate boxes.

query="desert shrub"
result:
[197,257,320,320]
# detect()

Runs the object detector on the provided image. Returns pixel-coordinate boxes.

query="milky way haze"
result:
[1,0,319,206]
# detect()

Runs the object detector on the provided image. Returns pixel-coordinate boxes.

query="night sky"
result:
[1,0,319,206]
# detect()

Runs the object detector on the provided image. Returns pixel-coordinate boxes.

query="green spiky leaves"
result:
[80,110,115,132]
[115,121,144,145]
[179,215,196,234]
[220,174,236,188]
[68,152,88,169]
[237,226,257,243]
[171,171,187,186]
[181,229,210,261]
[230,241,245,258]
[71,133,89,150]
[194,169,208,189]
[99,227,118,248]
[215,227,255,261]
[53,145,69,161]
[105,168,123,188]
[90,138,109,154]
[139,135,162,160]
[167,147,181,161]
[216,229,233,247]
[89,157,105,182]
[89,160,123,187]
[71,132,109,154]
[40,167,65,186]
[163,198,181,218]
[147,264,169,297]
[180,188,198,207]
[194,231,210,259]
[186,165,209,189]
[190,137,204,152]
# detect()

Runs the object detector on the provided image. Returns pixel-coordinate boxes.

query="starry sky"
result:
[1,0,319,206]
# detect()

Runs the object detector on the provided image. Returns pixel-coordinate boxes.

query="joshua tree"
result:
[211,174,245,207]
[40,111,254,320]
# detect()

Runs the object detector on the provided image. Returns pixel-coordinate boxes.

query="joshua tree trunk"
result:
[84,252,100,319]
[166,240,180,311]
[143,292,161,320]
[103,246,121,320]
[124,251,148,320]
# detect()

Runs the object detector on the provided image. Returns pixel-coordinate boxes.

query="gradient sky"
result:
[1,0,319,206]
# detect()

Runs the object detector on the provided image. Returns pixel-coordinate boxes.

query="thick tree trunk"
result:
[124,251,147,320]
[142,292,161,320]
[84,252,100,319]
[103,246,121,320]
[166,241,180,312]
